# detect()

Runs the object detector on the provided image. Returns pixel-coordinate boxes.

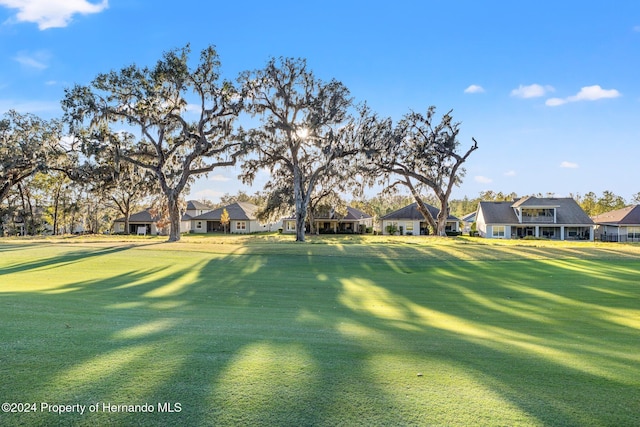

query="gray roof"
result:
[191,201,259,221]
[592,205,640,225]
[380,203,459,221]
[121,209,157,223]
[187,200,212,211]
[116,207,196,223]
[461,211,477,222]
[479,198,593,225]
[511,196,561,208]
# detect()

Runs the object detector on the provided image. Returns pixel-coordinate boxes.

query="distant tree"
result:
[478,190,518,202]
[220,208,230,233]
[71,129,157,234]
[239,57,360,242]
[577,191,626,216]
[632,192,640,204]
[218,190,266,208]
[596,190,626,215]
[0,110,63,205]
[63,45,246,241]
[361,107,478,236]
[578,192,598,216]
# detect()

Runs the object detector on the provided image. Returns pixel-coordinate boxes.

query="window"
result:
[405,222,414,231]
[492,226,505,237]
[236,221,246,231]
[628,227,640,240]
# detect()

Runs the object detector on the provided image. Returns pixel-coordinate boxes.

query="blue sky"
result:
[1,1,639,203]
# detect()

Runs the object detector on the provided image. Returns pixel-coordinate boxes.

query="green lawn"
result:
[1,235,639,426]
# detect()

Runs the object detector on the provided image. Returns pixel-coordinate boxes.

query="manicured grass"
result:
[1,235,639,426]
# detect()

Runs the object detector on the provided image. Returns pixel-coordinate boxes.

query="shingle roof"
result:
[191,201,259,221]
[187,200,212,211]
[114,208,192,223]
[380,203,459,221]
[591,205,640,225]
[461,212,477,222]
[479,198,593,225]
[511,196,561,208]
[116,209,158,223]
[477,202,518,224]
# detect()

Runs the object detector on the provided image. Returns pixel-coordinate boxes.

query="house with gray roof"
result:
[113,200,213,235]
[476,196,594,240]
[282,206,373,234]
[191,201,277,233]
[591,205,640,242]
[379,202,460,235]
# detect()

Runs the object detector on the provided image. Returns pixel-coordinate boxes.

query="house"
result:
[282,206,373,234]
[113,200,212,235]
[112,208,161,235]
[185,200,213,218]
[379,202,460,235]
[591,205,640,242]
[190,201,276,233]
[476,196,594,240]
[460,211,477,235]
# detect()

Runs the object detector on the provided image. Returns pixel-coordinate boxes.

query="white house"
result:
[379,202,460,235]
[113,200,213,235]
[591,205,640,242]
[476,196,594,240]
[190,201,276,234]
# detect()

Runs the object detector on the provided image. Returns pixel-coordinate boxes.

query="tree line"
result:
[1,44,479,241]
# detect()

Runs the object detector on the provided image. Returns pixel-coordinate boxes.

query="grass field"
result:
[1,234,639,426]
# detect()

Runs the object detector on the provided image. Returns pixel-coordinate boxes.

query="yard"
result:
[1,235,639,426]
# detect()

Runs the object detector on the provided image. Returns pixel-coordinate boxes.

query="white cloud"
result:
[545,97,567,106]
[510,84,554,98]
[546,85,621,106]
[474,175,493,184]
[634,25,640,32]
[569,85,621,101]
[13,50,50,69]
[209,174,231,182]
[560,161,579,169]
[464,84,485,94]
[504,170,516,177]
[0,0,108,30]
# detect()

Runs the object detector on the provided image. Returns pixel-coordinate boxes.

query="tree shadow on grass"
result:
[0,243,142,277]
[1,242,639,426]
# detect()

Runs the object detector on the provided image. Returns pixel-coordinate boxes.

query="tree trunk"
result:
[293,168,306,242]
[167,193,181,242]
[436,203,448,236]
[307,209,317,235]
[52,186,60,235]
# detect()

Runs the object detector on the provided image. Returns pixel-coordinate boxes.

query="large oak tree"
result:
[0,110,63,205]
[362,107,478,236]
[239,57,360,241]
[63,45,245,241]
